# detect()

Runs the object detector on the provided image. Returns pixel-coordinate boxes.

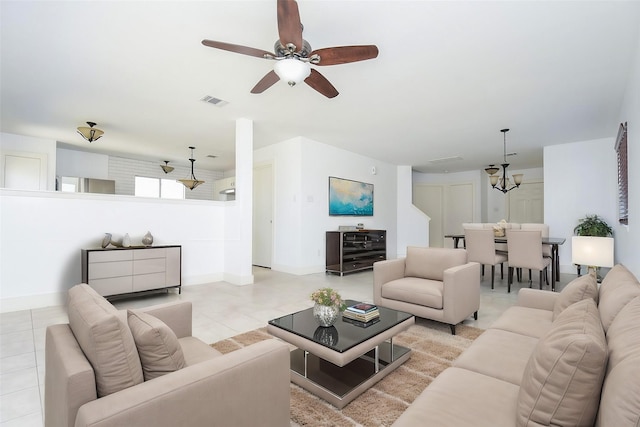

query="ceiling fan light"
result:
[274,58,311,86]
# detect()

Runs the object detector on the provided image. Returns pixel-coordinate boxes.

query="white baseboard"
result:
[0,292,66,313]
[222,272,254,286]
[271,264,325,276]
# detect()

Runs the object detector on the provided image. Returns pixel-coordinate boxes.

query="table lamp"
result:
[571,236,614,281]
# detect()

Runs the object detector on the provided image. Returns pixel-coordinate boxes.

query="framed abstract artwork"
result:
[328,176,374,216]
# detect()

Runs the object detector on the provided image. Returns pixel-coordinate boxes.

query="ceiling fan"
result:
[201,0,379,98]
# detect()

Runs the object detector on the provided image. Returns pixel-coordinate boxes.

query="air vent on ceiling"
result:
[200,95,228,107]
[206,155,218,159]
[427,156,463,164]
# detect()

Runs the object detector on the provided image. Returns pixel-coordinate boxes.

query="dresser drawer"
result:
[133,258,165,275]
[89,250,133,263]
[133,248,166,260]
[90,276,133,296]
[88,261,133,280]
[133,272,167,291]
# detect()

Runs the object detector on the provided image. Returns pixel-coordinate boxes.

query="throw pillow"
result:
[67,284,144,397]
[597,264,640,332]
[127,310,186,381]
[516,298,608,427]
[552,274,598,320]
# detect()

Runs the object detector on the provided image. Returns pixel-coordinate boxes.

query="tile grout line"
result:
[31,308,45,425]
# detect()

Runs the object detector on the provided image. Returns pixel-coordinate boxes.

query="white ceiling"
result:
[2,1,639,173]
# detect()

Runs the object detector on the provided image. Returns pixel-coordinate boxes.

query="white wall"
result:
[0,132,57,190]
[397,166,429,257]
[255,137,399,274]
[57,148,109,179]
[0,190,228,312]
[612,28,640,278]
[222,118,254,285]
[544,138,618,274]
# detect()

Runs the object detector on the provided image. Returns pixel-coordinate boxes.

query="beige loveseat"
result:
[393,264,640,427]
[45,284,291,427]
[373,247,481,334]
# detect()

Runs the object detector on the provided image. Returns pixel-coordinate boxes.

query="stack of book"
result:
[343,303,380,327]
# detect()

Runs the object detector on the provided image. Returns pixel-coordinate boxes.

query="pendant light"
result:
[484,129,523,193]
[77,121,104,143]
[178,147,205,190]
[160,161,174,174]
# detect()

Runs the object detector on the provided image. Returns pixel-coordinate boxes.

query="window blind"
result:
[615,122,628,225]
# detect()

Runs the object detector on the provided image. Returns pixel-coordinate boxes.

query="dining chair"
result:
[464,228,508,290]
[520,223,552,281]
[505,230,551,293]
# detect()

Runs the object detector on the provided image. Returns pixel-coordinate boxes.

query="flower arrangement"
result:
[310,287,347,311]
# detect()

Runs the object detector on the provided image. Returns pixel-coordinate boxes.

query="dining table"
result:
[444,234,566,291]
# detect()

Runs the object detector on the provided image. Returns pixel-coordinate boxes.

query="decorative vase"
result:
[142,231,154,246]
[122,233,131,248]
[313,303,340,327]
[101,233,112,248]
[313,326,339,346]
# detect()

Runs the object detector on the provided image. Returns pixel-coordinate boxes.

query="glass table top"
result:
[268,300,413,353]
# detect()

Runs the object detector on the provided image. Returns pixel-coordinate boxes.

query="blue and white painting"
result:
[329,177,374,216]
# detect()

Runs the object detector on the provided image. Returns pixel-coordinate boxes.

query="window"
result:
[135,176,185,199]
[615,122,628,225]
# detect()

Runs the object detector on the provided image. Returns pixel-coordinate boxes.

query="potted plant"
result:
[574,214,613,237]
[310,288,347,327]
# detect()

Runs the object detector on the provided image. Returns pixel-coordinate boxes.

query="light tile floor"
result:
[0,267,574,426]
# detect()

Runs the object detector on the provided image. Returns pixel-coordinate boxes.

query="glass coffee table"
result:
[267,300,414,408]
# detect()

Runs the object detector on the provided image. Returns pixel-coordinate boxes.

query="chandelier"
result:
[178,147,205,190]
[484,128,523,193]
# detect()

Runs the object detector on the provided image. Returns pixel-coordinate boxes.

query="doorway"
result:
[413,182,475,248]
[507,181,544,223]
[253,163,273,268]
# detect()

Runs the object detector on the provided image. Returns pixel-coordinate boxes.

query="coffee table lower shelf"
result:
[289,341,411,409]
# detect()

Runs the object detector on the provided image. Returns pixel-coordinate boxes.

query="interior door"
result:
[252,164,273,268]
[508,181,544,223]
[413,184,444,247]
[1,151,48,190]
[445,183,475,237]
[413,183,474,248]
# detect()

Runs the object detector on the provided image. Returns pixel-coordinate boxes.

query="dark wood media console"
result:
[326,230,386,276]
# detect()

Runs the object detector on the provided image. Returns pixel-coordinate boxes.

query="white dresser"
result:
[81,246,181,297]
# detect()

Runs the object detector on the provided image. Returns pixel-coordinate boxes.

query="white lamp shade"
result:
[274,58,311,86]
[571,236,614,267]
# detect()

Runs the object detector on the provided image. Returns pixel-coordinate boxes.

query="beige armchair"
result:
[45,284,290,427]
[373,247,481,334]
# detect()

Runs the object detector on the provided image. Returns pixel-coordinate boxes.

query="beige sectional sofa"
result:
[393,264,640,427]
[45,284,291,427]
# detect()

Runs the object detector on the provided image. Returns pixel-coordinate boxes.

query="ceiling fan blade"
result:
[277,0,303,52]
[202,39,273,59]
[311,45,379,65]
[251,70,280,94]
[304,69,339,98]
